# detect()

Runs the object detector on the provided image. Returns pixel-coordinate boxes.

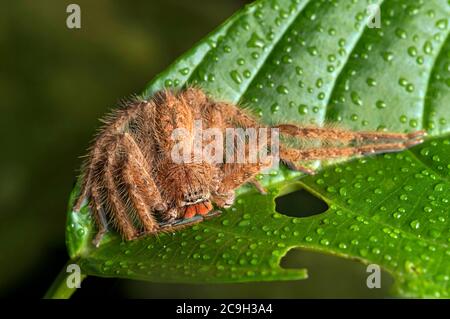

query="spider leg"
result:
[282,160,316,175]
[280,138,423,162]
[212,162,269,207]
[81,150,110,246]
[248,178,268,194]
[200,101,260,128]
[120,133,165,234]
[74,146,102,212]
[275,124,426,143]
[159,215,203,230]
[92,205,108,247]
[157,210,222,234]
[74,99,151,212]
[122,155,159,234]
[103,137,138,241]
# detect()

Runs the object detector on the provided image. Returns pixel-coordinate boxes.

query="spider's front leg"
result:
[212,162,271,208]
[119,133,167,233]
[81,132,166,246]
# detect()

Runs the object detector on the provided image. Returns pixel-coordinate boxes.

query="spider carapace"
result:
[73,88,425,246]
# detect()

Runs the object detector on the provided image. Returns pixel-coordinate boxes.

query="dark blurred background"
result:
[1,0,392,298]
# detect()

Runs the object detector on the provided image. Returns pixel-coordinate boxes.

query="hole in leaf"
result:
[275,183,328,217]
[279,248,394,297]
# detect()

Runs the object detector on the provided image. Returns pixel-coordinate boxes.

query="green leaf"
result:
[66,0,450,297]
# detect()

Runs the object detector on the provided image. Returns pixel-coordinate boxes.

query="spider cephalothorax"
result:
[74,88,425,246]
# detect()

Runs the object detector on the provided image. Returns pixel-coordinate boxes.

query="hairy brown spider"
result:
[74,88,425,246]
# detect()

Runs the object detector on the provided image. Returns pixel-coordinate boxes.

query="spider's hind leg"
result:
[277,125,425,172]
[275,124,426,144]
[280,138,424,163]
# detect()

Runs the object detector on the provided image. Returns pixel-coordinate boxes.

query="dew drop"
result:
[295,66,304,75]
[320,238,330,246]
[179,67,190,75]
[282,55,293,64]
[230,70,242,84]
[435,19,448,30]
[307,46,318,56]
[382,51,394,62]
[406,83,415,92]
[339,187,347,196]
[410,220,420,230]
[298,104,308,115]
[238,220,250,227]
[326,186,336,193]
[423,41,433,55]
[392,211,402,219]
[395,28,407,39]
[366,78,377,87]
[350,91,362,106]
[316,178,325,185]
[400,115,407,123]
[77,229,85,236]
[247,33,265,49]
[271,103,280,114]
[399,78,408,86]
[407,46,417,57]
[276,85,289,94]
[316,78,323,88]
[376,100,386,109]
